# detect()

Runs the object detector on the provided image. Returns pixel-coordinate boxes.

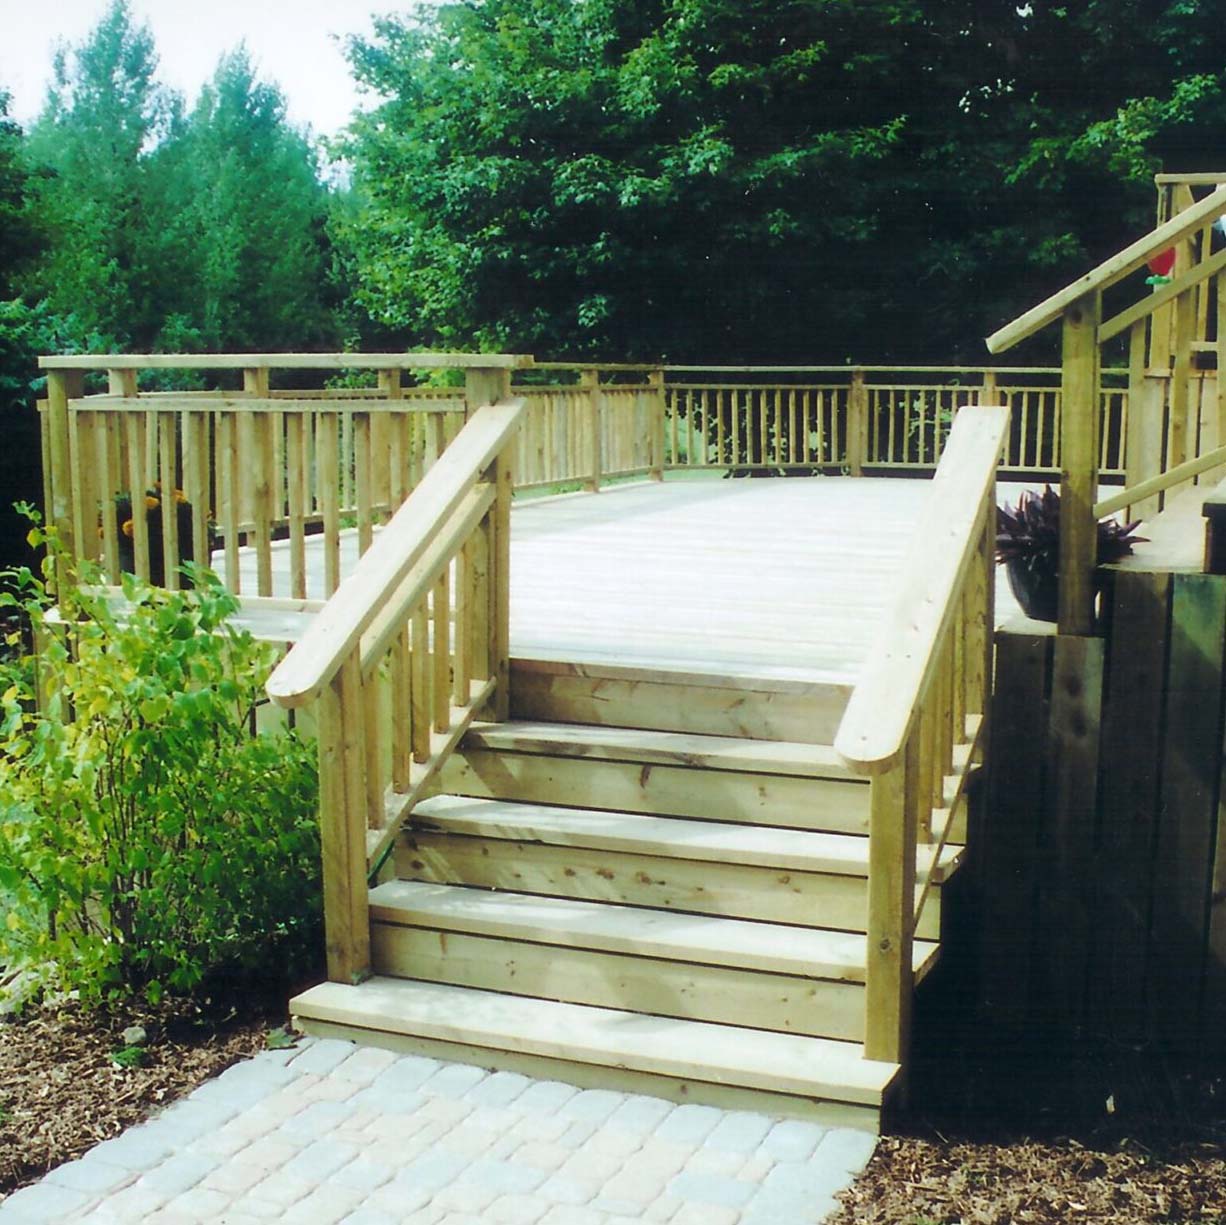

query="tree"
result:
[24,0,171,349]
[145,49,339,353]
[340,0,1226,364]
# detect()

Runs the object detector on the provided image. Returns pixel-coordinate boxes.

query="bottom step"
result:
[291,978,898,1132]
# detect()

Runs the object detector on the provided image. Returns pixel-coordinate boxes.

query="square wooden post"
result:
[580,367,602,492]
[1058,293,1102,636]
[45,369,85,594]
[847,368,868,476]
[649,368,666,480]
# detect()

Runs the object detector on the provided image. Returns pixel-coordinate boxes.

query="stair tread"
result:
[412,794,961,881]
[291,977,899,1105]
[463,721,861,780]
[370,879,939,981]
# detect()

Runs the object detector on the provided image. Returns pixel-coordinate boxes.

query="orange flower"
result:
[121,519,134,538]
[144,495,160,511]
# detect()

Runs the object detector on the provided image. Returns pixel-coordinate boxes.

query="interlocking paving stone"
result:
[0,1034,878,1224]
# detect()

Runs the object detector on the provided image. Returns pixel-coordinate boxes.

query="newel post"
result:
[864,736,919,1066]
[1058,292,1102,635]
[318,654,372,984]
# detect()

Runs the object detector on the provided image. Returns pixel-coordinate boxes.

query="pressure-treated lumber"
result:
[1058,294,1101,636]
[835,407,1007,773]
[292,977,899,1105]
[1098,246,1226,344]
[40,352,535,371]
[368,880,938,982]
[266,399,524,708]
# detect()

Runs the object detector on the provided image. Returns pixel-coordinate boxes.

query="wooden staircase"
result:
[291,661,964,1132]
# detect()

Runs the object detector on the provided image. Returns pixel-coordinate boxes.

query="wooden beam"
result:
[1099,247,1226,344]
[40,352,535,371]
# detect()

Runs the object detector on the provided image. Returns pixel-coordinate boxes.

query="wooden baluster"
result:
[158,417,180,591]
[319,412,341,596]
[184,411,210,581]
[96,413,121,582]
[364,662,383,832]
[470,514,491,683]
[454,541,472,705]
[244,369,274,597]
[286,413,307,599]
[356,412,373,557]
[341,412,355,514]
[489,443,513,721]
[864,735,919,1065]
[217,413,240,593]
[433,571,450,733]
[317,653,371,984]
[391,624,412,792]
[410,602,430,763]
[125,412,150,581]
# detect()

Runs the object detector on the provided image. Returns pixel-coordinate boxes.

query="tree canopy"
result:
[341,0,1226,363]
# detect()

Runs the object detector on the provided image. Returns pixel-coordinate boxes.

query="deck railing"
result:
[988,182,1226,633]
[834,405,1008,1065]
[39,353,1138,606]
[264,395,523,984]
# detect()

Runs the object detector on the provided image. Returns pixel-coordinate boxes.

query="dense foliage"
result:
[0,539,321,1006]
[341,0,1226,363]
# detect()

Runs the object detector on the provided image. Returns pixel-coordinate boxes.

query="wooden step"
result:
[369,880,940,1042]
[437,725,871,834]
[510,658,851,744]
[399,796,957,939]
[290,977,898,1129]
[463,721,860,779]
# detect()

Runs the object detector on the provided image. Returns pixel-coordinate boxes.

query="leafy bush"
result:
[0,532,321,1007]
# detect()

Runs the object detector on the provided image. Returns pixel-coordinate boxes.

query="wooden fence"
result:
[983,570,1226,1058]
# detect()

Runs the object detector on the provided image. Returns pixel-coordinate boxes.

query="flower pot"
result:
[1005,557,1059,622]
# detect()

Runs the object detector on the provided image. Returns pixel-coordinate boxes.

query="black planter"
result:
[1005,557,1059,622]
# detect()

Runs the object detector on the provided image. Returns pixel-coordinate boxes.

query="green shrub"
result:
[0,532,321,1007]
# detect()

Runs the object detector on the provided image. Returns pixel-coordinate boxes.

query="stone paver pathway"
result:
[0,1037,876,1224]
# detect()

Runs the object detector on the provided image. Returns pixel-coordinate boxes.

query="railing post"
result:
[487,436,514,722]
[980,369,997,406]
[581,367,602,492]
[864,737,919,1065]
[465,365,511,419]
[847,368,868,476]
[45,369,85,594]
[1058,293,1102,635]
[649,367,666,481]
[317,653,371,984]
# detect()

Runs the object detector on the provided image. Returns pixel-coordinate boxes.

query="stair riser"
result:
[395,833,943,940]
[510,667,850,744]
[371,922,866,1041]
[435,750,871,834]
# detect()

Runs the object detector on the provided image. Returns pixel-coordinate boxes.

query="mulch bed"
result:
[0,993,282,1197]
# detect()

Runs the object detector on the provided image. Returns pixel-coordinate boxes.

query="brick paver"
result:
[0,1036,877,1223]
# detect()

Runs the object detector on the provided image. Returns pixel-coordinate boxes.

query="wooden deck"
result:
[224,473,1056,675]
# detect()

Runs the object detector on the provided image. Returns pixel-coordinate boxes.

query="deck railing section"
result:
[834,405,1008,1066]
[265,394,523,984]
[988,182,1226,632]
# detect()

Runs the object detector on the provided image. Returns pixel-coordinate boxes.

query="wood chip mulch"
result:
[0,995,280,1197]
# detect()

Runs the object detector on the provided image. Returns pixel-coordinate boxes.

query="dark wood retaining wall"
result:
[982,568,1226,1057]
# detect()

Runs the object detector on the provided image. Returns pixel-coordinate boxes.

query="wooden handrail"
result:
[1099,247,1226,343]
[267,398,525,709]
[986,185,1226,353]
[834,406,1009,774]
[39,352,535,371]
[1094,443,1226,520]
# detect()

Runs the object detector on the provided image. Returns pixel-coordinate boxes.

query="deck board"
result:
[220,474,1072,681]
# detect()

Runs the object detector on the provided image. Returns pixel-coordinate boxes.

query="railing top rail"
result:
[39,352,534,372]
[534,362,1082,375]
[986,184,1226,354]
[834,405,1009,775]
[266,397,525,709]
[1155,172,1226,186]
